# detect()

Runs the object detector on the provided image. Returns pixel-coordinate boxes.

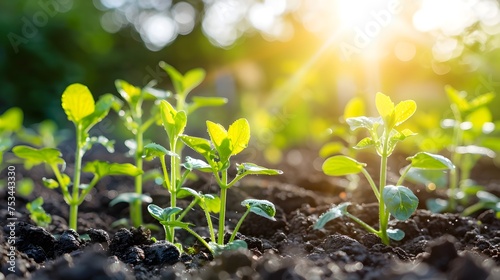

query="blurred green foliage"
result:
[1,1,500,164]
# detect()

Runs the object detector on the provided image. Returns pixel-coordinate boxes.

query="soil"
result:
[1,147,500,280]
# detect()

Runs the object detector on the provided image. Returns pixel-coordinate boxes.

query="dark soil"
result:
[1,149,500,279]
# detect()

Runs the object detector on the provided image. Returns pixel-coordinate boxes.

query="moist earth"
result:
[1,152,499,279]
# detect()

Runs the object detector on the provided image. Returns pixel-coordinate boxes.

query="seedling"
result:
[314,93,454,245]
[424,86,497,214]
[14,84,142,230]
[111,79,169,227]
[26,197,51,228]
[148,118,282,253]
[111,63,227,228]
[461,191,500,218]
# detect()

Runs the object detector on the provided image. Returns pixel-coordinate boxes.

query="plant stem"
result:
[228,208,250,243]
[378,131,390,245]
[69,123,84,231]
[397,165,412,186]
[203,204,216,243]
[50,164,71,203]
[168,140,178,243]
[131,129,144,227]
[160,157,171,190]
[361,168,380,201]
[218,171,228,245]
[181,225,214,255]
[176,197,199,222]
[345,212,379,235]
[76,176,100,205]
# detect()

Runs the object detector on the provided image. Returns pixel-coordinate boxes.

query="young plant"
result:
[26,197,52,228]
[424,86,497,213]
[314,93,454,245]
[111,79,169,227]
[14,83,142,230]
[177,119,282,252]
[111,63,227,228]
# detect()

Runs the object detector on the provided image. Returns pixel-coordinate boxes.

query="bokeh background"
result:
[1,0,500,164]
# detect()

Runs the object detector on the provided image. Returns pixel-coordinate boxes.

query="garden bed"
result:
[2,150,499,280]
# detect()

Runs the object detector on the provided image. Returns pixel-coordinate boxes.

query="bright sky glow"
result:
[97,0,500,56]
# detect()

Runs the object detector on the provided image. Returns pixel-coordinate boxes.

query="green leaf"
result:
[18,178,34,197]
[322,156,366,176]
[407,152,454,170]
[353,137,375,150]
[376,92,396,128]
[42,178,59,189]
[180,135,213,158]
[206,120,228,149]
[61,83,95,123]
[426,198,449,213]
[81,94,121,131]
[109,193,152,206]
[115,79,141,104]
[26,197,51,228]
[476,191,499,203]
[208,240,248,256]
[143,143,178,160]
[159,62,184,95]
[313,202,350,229]
[445,85,469,112]
[383,185,419,221]
[182,156,211,172]
[0,107,23,132]
[183,68,206,96]
[176,187,201,199]
[387,228,405,241]
[236,163,283,176]
[387,129,416,154]
[343,97,365,120]
[188,96,228,114]
[469,92,495,112]
[160,220,194,229]
[405,168,449,189]
[200,195,220,213]
[241,199,276,221]
[346,116,382,131]
[394,100,416,126]
[228,118,251,156]
[13,145,64,167]
[148,204,182,222]
[83,161,143,178]
[467,107,492,130]
[160,100,182,141]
